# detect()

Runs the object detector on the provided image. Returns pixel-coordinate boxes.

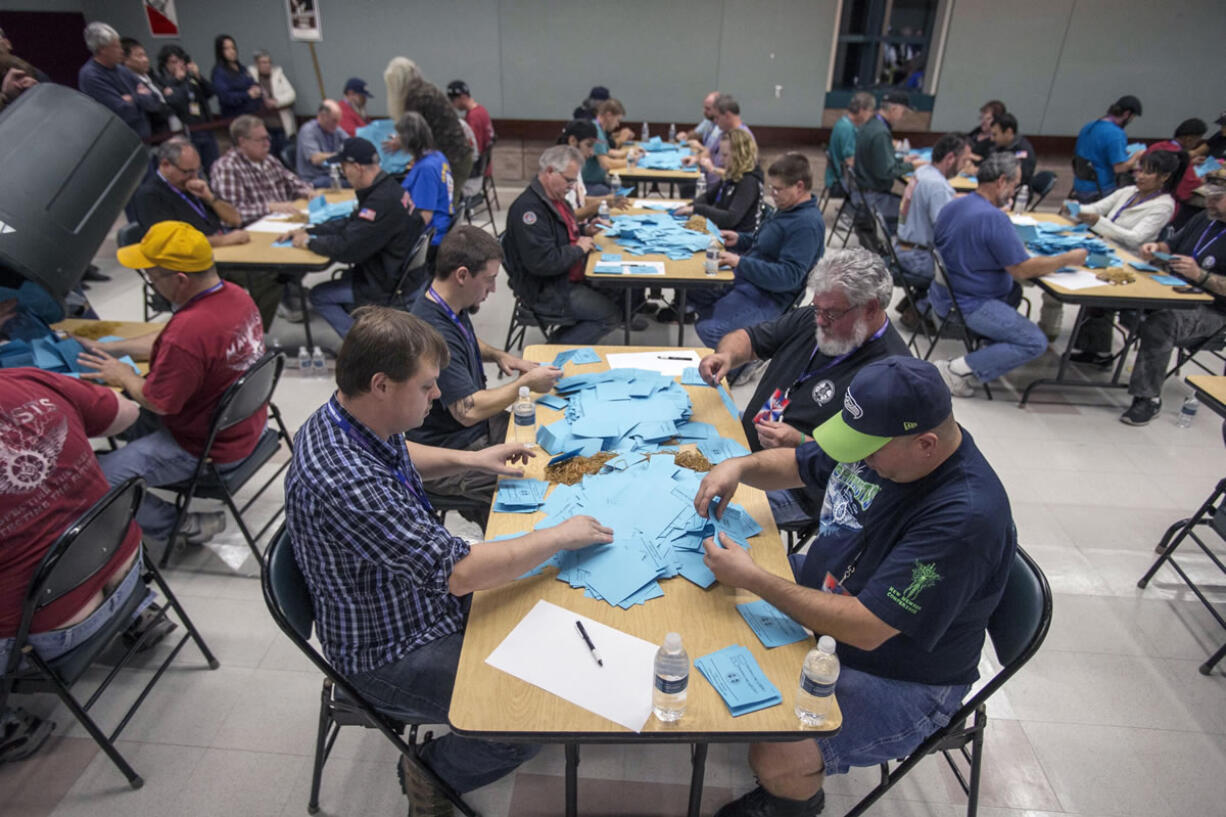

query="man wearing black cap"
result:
[447,79,495,160]
[694,356,1016,817]
[278,137,425,338]
[337,77,370,137]
[1072,95,1143,201]
[1199,112,1226,161]
[854,91,919,235]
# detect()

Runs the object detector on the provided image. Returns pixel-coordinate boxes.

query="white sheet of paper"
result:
[485,599,657,732]
[618,261,666,276]
[1009,215,1039,226]
[1042,269,1107,291]
[245,212,308,233]
[606,349,702,377]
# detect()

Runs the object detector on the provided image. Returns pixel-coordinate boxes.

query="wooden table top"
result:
[52,318,162,378]
[1187,375,1226,416]
[951,174,978,192]
[212,191,356,269]
[1028,213,1213,304]
[449,344,839,740]
[585,208,734,284]
[614,165,703,182]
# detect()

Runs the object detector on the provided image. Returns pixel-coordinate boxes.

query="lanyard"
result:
[158,172,210,221]
[427,287,473,346]
[784,321,890,401]
[175,280,224,312]
[325,401,433,512]
[1108,190,1161,223]
[1192,221,1226,260]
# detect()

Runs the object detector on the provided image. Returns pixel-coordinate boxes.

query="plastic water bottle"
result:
[329,163,341,191]
[513,386,536,444]
[297,345,311,377]
[652,632,689,722]
[628,150,638,168]
[695,172,707,200]
[1014,185,1030,213]
[597,198,610,220]
[610,171,622,192]
[705,236,720,276]
[641,121,649,142]
[668,123,677,143]
[795,636,840,727]
[311,346,326,378]
[1177,395,1199,428]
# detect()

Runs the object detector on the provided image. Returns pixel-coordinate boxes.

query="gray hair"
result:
[539,145,582,174]
[252,49,271,62]
[395,111,435,160]
[848,91,877,114]
[229,113,263,142]
[155,136,193,165]
[809,248,894,309]
[84,22,119,53]
[978,152,1019,184]
[714,93,740,115]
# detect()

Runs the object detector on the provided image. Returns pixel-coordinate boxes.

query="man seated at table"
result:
[504,145,621,344]
[854,91,917,235]
[581,98,638,196]
[276,137,424,339]
[407,226,563,524]
[698,248,908,528]
[211,114,315,327]
[677,91,719,148]
[285,306,613,812]
[295,100,348,187]
[688,153,825,349]
[134,137,251,249]
[930,153,1087,398]
[825,92,877,197]
[694,356,1015,817]
[1072,95,1143,202]
[687,94,755,188]
[337,77,371,137]
[76,221,267,550]
[894,132,970,300]
[1120,177,1226,426]
[988,112,1036,190]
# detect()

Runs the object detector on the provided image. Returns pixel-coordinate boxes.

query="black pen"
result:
[657,355,692,361]
[575,620,603,667]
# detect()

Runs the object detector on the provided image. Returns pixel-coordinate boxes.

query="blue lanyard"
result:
[786,320,890,400]
[1109,190,1160,223]
[427,287,480,359]
[157,172,210,221]
[325,401,433,512]
[1192,221,1225,260]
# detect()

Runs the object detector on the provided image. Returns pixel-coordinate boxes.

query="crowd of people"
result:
[2,21,1225,817]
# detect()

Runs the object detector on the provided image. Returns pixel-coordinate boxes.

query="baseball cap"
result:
[343,77,369,97]
[588,86,610,101]
[1214,111,1226,126]
[116,221,213,273]
[880,91,912,108]
[811,356,953,463]
[446,79,470,99]
[336,137,378,165]
[1114,95,1143,116]
[1203,176,1226,198]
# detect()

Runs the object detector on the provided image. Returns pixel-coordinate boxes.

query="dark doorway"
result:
[0,11,90,88]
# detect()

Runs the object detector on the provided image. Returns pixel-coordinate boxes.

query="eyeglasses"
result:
[557,171,579,188]
[244,134,272,144]
[171,163,200,176]
[813,304,860,323]
[768,183,796,195]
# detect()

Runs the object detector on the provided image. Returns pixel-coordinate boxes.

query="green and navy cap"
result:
[811,356,952,463]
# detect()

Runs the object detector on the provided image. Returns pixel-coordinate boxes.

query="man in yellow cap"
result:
[77,221,267,549]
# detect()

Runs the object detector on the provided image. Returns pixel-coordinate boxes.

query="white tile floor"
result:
[4,188,1225,817]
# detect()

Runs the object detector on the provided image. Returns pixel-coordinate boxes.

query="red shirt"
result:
[0,370,141,637]
[144,281,267,462]
[552,199,585,282]
[465,104,495,176]
[1144,140,1200,204]
[337,98,369,138]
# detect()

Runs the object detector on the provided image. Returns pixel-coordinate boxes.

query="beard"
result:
[815,316,872,358]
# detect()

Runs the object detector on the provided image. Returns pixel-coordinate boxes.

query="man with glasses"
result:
[134,137,250,248]
[698,249,908,527]
[504,144,620,344]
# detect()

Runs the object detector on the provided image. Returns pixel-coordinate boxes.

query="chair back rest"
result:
[262,525,315,642]
[117,222,144,247]
[874,210,905,281]
[1030,171,1056,198]
[1072,155,1098,184]
[499,230,526,296]
[987,543,1052,668]
[281,134,297,171]
[393,226,435,302]
[212,352,285,433]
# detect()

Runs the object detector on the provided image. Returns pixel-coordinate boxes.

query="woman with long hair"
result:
[677,129,763,232]
[384,57,473,206]
[209,34,260,118]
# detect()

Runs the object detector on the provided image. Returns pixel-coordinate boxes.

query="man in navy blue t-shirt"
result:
[695,357,1016,817]
[1072,95,1143,201]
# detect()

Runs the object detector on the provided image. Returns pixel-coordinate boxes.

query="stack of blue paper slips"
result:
[637,136,678,153]
[635,143,698,171]
[307,194,357,225]
[602,213,719,259]
[515,450,764,607]
[1014,220,1121,268]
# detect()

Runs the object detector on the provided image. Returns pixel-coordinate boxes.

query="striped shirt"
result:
[209,147,313,225]
[284,396,470,677]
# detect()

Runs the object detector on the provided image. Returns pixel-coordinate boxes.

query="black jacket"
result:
[504,178,588,310]
[158,69,215,125]
[307,171,425,306]
[693,166,764,232]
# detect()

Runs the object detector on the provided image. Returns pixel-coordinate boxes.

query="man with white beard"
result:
[698,248,910,526]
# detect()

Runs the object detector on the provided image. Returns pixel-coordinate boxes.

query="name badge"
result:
[188,101,201,117]
[821,571,850,596]
[753,387,790,425]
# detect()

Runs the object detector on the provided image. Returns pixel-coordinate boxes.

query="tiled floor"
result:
[3,179,1224,817]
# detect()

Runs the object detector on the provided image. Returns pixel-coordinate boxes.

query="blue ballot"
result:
[695,645,783,716]
[617,186,635,196]
[675,420,717,440]
[1128,261,1160,272]
[1084,252,1112,269]
[737,600,809,648]
[1151,274,1185,286]
[602,213,718,260]
[272,239,294,248]
[1066,201,1081,217]
[552,347,601,367]
[1126,142,1147,156]
[680,367,711,387]
[716,385,741,420]
[356,119,411,173]
[492,478,550,512]
[1196,157,1222,178]
[697,437,750,465]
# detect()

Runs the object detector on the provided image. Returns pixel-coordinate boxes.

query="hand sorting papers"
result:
[1011,216,1121,266]
[602,213,720,260]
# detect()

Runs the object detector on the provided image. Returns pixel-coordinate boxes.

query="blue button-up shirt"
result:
[285,396,471,677]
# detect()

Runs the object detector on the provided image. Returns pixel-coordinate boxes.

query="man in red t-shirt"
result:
[0,369,144,760]
[78,221,267,546]
[447,80,495,176]
[338,77,371,137]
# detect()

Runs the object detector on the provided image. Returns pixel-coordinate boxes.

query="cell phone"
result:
[1173,285,1202,294]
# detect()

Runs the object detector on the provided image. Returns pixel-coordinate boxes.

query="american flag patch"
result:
[358,208,376,221]
[401,192,412,208]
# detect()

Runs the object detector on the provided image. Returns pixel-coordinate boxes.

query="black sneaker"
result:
[122,605,178,651]
[639,301,661,317]
[0,708,55,763]
[1068,350,1113,368]
[1120,397,1161,426]
[655,307,697,325]
[713,786,825,817]
[628,315,650,332]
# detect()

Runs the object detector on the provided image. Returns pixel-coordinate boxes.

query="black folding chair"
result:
[158,353,293,569]
[1025,171,1057,211]
[1165,323,1226,381]
[817,148,846,215]
[928,250,995,400]
[462,145,499,235]
[872,211,937,356]
[844,545,1052,817]
[828,163,871,248]
[0,477,219,788]
[498,233,577,355]
[261,527,478,816]
[1070,156,1102,202]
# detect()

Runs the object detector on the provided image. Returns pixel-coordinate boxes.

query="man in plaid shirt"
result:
[210,114,313,327]
[285,306,612,812]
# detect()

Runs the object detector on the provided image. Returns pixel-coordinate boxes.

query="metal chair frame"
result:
[927,250,995,400]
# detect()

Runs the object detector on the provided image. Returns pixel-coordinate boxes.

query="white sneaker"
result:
[1038,300,1063,341]
[936,359,976,398]
[178,511,227,546]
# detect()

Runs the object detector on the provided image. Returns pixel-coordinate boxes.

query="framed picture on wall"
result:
[143,0,180,37]
[287,0,322,42]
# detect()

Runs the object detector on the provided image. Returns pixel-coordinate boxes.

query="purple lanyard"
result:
[428,288,478,353]
[158,172,210,221]
[1108,191,1161,223]
[326,401,433,512]
[177,280,224,310]
[785,321,890,401]
[1192,221,1226,260]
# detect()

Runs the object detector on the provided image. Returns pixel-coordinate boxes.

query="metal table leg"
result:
[687,743,709,817]
[565,743,580,817]
[676,287,688,347]
[624,288,633,345]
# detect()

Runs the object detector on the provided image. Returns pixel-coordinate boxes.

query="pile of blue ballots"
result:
[308,194,357,225]
[1196,157,1222,178]
[637,136,678,153]
[602,213,719,260]
[634,142,698,172]
[0,333,138,378]
[355,119,412,174]
[1014,220,1121,268]
[515,450,764,607]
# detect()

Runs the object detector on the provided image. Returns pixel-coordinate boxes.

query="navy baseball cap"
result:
[1114,95,1142,116]
[588,86,610,101]
[880,91,912,108]
[446,80,470,98]
[811,356,952,463]
[343,77,370,97]
[336,137,378,165]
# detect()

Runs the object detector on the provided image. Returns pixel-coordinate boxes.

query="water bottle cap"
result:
[664,632,682,650]
[298,346,308,354]
[518,386,530,398]
[817,635,836,654]
[313,346,323,354]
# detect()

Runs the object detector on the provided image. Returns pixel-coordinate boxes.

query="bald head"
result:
[702,91,720,120]
[318,99,341,131]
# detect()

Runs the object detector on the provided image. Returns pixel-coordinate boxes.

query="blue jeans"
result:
[767,488,816,529]
[863,190,900,235]
[347,633,539,793]
[310,275,356,338]
[552,284,621,345]
[99,427,242,540]
[895,245,934,289]
[690,281,788,349]
[930,287,1047,382]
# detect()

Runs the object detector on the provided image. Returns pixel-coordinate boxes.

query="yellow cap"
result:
[116,221,214,273]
